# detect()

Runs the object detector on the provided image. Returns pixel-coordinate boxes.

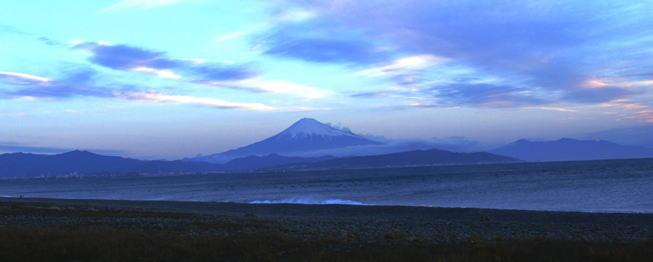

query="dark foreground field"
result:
[1,198,653,261]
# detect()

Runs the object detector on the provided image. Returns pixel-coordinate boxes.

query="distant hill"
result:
[280,148,518,170]
[0,150,221,178]
[492,138,653,162]
[194,118,380,163]
[221,154,333,171]
[581,125,653,149]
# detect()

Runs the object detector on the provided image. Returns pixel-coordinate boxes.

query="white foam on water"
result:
[250,198,366,205]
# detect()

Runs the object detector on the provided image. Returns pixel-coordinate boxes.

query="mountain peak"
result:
[290,118,323,128]
[57,150,100,158]
[196,118,380,163]
[61,150,93,155]
[281,118,354,137]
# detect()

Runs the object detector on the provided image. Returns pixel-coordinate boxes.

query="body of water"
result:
[1,159,652,213]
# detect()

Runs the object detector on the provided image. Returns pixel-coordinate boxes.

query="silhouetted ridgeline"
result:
[0,148,515,178]
[492,138,653,162]
[0,150,221,178]
[278,149,518,170]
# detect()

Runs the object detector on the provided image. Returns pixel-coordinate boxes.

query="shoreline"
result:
[3,197,653,239]
[2,196,651,215]
[2,197,653,261]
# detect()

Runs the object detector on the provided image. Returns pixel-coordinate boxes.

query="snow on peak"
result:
[280,118,355,137]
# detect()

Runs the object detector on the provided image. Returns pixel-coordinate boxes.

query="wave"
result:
[250,198,366,205]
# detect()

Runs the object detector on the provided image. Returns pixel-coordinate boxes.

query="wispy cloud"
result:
[0,71,50,84]
[0,68,285,112]
[2,69,121,99]
[213,31,248,44]
[524,106,578,113]
[117,91,277,111]
[198,78,330,99]
[276,8,316,23]
[74,41,329,99]
[583,78,653,89]
[102,0,194,12]
[75,42,255,81]
[260,20,390,65]
[74,42,179,71]
[268,0,653,112]
[357,55,446,77]
[131,66,182,79]
[600,99,653,122]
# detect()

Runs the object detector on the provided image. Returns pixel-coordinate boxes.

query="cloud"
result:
[102,0,194,12]
[117,91,277,111]
[260,20,390,64]
[0,69,284,112]
[428,83,548,107]
[197,78,329,99]
[638,110,653,123]
[213,31,248,44]
[191,64,257,81]
[524,106,578,113]
[4,69,119,99]
[264,36,385,64]
[37,37,62,46]
[269,0,653,109]
[131,67,182,79]
[350,91,393,99]
[357,55,446,77]
[0,24,27,35]
[0,71,51,84]
[583,78,653,89]
[75,42,179,70]
[600,99,653,122]
[75,42,256,82]
[564,86,637,103]
[74,41,328,99]
[276,8,316,23]
[0,68,317,112]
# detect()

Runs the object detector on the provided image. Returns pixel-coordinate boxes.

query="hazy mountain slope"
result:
[195,118,380,163]
[581,125,653,149]
[492,138,653,162]
[221,154,333,171]
[0,150,221,178]
[282,148,517,170]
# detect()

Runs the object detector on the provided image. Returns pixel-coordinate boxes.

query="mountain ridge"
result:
[581,125,653,149]
[492,138,653,162]
[0,150,222,178]
[275,148,518,170]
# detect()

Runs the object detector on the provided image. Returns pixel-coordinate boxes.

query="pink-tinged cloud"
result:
[600,99,653,123]
[116,91,277,111]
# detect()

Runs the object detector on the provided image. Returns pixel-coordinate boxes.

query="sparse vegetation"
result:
[1,199,652,261]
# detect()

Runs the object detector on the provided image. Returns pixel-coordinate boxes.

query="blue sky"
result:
[1,0,653,159]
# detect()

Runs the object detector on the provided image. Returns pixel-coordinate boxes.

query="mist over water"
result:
[1,161,652,213]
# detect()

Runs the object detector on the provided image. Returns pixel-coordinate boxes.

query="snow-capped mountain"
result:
[194,118,381,163]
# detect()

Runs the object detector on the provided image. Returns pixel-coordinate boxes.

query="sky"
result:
[1,0,653,159]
